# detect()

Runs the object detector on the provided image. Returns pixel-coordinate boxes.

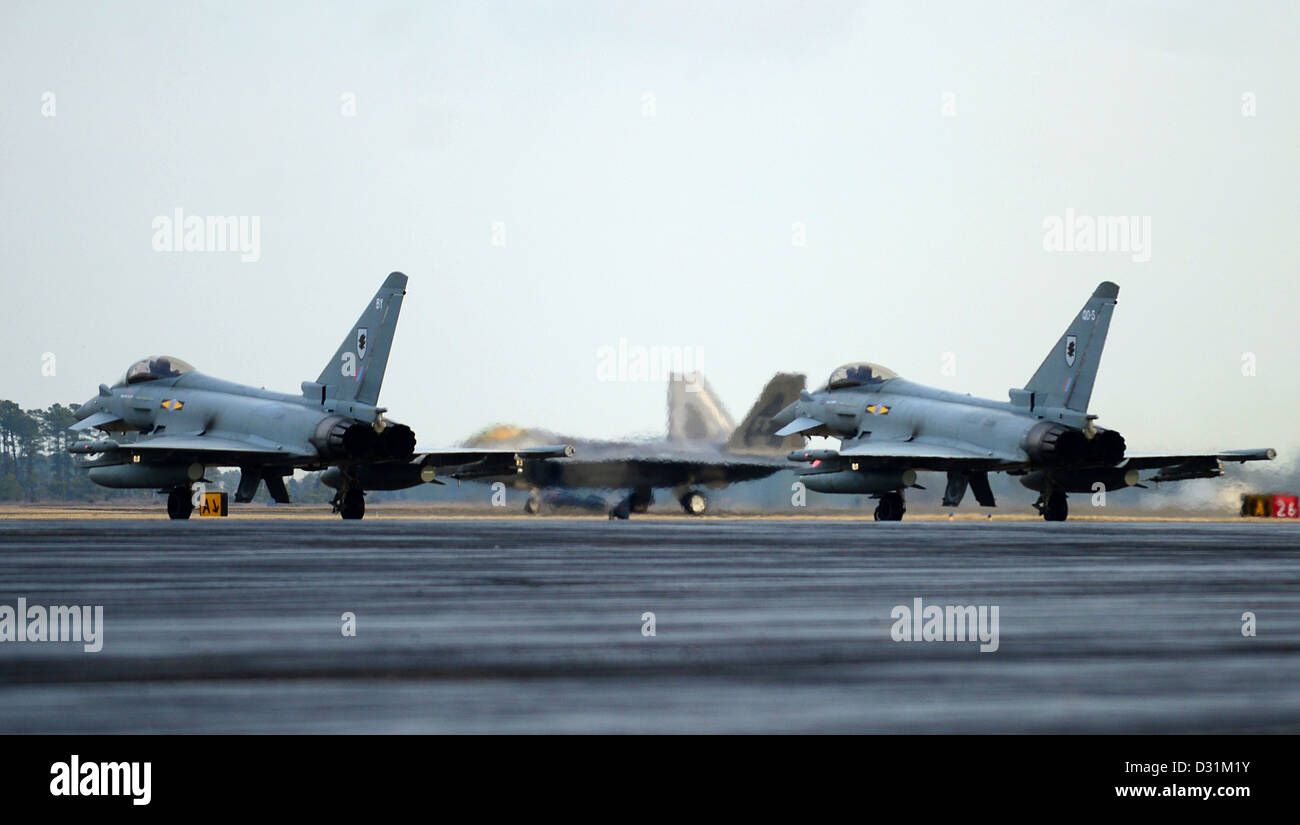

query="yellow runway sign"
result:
[198,492,228,517]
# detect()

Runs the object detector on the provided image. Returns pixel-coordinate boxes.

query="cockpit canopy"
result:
[118,356,195,386]
[826,361,898,389]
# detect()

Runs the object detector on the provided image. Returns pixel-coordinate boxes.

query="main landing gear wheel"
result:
[629,487,653,514]
[166,487,193,520]
[679,489,708,516]
[609,487,654,520]
[1042,490,1068,522]
[873,491,905,522]
[340,488,366,520]
[525,491,541,515]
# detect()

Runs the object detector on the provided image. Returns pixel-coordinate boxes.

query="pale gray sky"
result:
[2,1,1296,454]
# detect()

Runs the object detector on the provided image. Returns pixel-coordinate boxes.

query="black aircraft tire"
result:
[166,489,193,520]
[1043,491,1068,522]
[680,490,707,516]
[341,490,366,520]
[629,488,653,514]
[874,492,905,522]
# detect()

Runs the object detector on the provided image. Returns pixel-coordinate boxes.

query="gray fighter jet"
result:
[67,272,571,519]
[453,372,807,517]
[771,282,1276,521]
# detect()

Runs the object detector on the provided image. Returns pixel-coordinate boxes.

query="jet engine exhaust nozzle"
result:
[1022,422,1126,467]
[312,415,380,460]
[376,423,416,460]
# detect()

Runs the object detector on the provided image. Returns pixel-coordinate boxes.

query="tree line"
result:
[0,400,92,500]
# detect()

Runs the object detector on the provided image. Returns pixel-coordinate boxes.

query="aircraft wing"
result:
[68,433,301,461]
[832,439,1013,470]
[416,444,574,480]
[548,456,791,488]
[133,436,292,455]
[806,440,1019,472]
[1120,448,1276,481]
[491,452,790,491]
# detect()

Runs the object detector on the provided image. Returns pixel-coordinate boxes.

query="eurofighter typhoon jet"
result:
[67,273,571,519]
[771,282,1275,521]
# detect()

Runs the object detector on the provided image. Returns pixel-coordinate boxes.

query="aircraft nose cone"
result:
[73,398,99,420]
[771,402,797,429]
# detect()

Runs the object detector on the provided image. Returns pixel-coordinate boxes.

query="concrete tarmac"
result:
[0,519,1296,733]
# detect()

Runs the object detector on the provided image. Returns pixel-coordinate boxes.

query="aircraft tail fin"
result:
[667,372,734,443]
[725,372,807,454]
[1022,281,1118,412]
[314,272,408,406]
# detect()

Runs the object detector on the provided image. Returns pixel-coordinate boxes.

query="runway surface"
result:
[0,518,1297,733]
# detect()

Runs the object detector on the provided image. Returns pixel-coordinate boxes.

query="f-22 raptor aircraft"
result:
[67,273,571,519]
[460,371,807,518]
[772,282,1275,521]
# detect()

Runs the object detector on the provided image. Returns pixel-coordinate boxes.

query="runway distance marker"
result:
[1272,495,1298,519]
[1241,493,1298,518]
[198,492,228,517]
